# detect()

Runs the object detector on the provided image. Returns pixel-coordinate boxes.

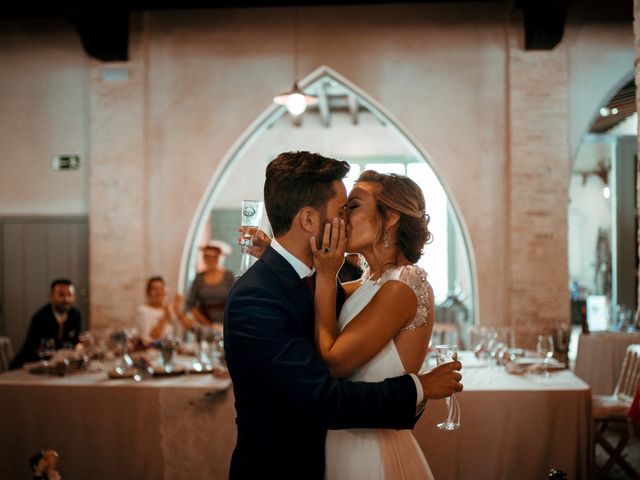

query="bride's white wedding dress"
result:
[325,265,435,480]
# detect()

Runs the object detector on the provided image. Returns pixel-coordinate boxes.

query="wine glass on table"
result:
[536,334,554,378]
[435,344,461,430]
[38,338,56,362]
[237,200,264,277]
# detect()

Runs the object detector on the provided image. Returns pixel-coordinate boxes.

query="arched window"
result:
[179,67,477,337]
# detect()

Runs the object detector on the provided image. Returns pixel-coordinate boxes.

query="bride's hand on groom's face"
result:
[310,218,347,277]
[418,360,463,399]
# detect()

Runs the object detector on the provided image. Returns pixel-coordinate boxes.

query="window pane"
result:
[364,163,405,174]
[407,162,448,303]
[344,164,361,195]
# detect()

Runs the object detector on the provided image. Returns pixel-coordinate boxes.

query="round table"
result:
[574,330,640,394]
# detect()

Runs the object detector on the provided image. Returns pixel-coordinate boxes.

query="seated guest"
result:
[30,449,61,480]
[10,278,81,369]
[136,276,192,343]
[186,240,235,329]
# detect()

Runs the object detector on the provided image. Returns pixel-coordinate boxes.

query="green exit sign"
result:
[51,155,80,171]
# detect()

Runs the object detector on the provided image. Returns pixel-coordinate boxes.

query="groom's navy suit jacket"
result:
[224,246,418,480]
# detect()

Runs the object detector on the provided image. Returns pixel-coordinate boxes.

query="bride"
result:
[311,170,435,480]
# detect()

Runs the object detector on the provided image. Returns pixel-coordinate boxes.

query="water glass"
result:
[536,334,554,377]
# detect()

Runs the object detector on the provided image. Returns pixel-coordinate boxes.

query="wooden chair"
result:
[592,343,640,479]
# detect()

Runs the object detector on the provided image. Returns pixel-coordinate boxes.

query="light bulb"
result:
[286,93,307,115]
[603,186,610,199]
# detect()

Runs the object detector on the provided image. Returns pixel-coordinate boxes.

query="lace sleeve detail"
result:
[378,265,432,331]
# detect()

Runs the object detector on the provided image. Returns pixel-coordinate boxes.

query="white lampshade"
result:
[273,83,318,116]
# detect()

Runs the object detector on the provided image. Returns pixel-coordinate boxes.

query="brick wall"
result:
[508,15,571,348]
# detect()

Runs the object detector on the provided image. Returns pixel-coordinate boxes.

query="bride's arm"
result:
[312,219,417,379]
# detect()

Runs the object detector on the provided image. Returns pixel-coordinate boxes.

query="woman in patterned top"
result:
[186,240,235,329]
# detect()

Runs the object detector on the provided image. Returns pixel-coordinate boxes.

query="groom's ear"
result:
[298,207,319,233]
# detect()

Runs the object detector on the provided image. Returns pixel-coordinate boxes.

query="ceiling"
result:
[590,80,636,134]
[1,0,577,61]
[3,1,634,130]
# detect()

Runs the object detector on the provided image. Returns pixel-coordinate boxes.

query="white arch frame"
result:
[178,65,479,323]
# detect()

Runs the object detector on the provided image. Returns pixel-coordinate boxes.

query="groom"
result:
[223,151,462,479]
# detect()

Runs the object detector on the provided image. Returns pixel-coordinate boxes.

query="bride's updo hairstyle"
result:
[357,170,432,263]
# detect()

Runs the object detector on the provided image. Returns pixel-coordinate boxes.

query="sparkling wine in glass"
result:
[536,334,554,377]
[238,200,264,276]
[435,344,461,431]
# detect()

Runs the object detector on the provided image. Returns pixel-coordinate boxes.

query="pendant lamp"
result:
[273,8,317,115]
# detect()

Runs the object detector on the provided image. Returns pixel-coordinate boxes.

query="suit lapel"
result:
[259,246,314,337]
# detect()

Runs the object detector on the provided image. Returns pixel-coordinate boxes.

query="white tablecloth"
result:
[574,330,640,394]
[0,360,233,480]
[0,352,591,480]
[415,356,591,480]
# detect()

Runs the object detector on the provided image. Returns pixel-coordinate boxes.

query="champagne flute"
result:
[237,200,264,276]
[435,344,461,430]
[536,334,554,378]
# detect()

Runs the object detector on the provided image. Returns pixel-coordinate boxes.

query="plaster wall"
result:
[0,19,89,215]
[566,20,634,161]
[143,4,508,328]
[0,4,634,331]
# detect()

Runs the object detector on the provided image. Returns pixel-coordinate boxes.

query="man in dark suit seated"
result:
[10,278,82,369]
[224,151,463,480]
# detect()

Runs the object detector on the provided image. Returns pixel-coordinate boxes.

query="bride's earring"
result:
[383,231,389,249]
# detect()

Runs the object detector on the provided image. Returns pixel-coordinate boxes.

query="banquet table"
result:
[0,358,234,480]
[574,330,640,394]
[0,352,591,480]
[414,352,592,480]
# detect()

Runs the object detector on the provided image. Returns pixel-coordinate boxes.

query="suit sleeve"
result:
[10,312,43,368]
[225,283,418,430]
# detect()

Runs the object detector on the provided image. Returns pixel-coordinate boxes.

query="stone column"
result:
[508,14,571,348]
[88,15,148,328]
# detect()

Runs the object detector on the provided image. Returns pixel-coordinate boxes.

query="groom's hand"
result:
[237,227,271,258]
[418,361,463,399]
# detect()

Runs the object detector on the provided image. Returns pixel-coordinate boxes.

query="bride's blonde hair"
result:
[356,170,432,264]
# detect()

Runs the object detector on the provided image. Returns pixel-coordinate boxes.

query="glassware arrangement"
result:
[435,344,461,431]
[536,334,554,378]
[111,328,136,373]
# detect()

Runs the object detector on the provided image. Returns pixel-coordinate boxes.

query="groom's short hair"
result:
[264,151,350,237]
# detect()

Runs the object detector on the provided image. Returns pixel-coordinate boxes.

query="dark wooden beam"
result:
[515,0,571,50]
[67,9,130,62]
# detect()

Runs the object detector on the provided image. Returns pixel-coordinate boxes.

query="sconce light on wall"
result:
[273,8,317,116]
